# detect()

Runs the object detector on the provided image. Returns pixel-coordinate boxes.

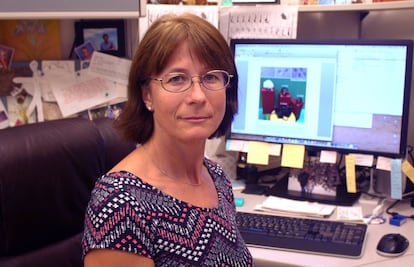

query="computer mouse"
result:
[376,233,410,257]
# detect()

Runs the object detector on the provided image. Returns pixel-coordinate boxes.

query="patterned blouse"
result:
[82,158,254,267]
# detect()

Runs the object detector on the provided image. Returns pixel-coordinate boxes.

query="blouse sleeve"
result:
[82,173,155,259]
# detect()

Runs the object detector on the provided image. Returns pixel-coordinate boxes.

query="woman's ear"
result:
[142,87,153,111]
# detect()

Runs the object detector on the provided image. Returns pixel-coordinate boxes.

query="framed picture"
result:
[74,20,126,58]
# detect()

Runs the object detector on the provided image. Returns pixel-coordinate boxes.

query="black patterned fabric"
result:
[82,159,253,266]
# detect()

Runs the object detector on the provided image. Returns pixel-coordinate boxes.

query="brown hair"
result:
[114,13,238,144]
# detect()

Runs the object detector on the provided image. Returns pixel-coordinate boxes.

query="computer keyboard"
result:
[236,211,368,258]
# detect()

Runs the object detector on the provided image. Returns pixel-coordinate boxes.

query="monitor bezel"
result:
[229,38,413,158]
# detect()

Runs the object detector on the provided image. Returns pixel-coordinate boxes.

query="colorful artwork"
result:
[0,20,62,61]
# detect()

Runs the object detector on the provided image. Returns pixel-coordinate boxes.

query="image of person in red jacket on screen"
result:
[261,79,275,117]
[292,96,304,121]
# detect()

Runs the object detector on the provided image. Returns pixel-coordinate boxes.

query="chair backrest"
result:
[0,117,135,257]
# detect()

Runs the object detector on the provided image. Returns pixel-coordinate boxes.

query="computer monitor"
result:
[230,38,413,159]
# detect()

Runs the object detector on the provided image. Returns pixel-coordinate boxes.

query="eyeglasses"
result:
[152,70,233,93]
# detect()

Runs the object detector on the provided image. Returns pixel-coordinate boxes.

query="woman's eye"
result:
[204,74,220,83]
[167,74,187,84]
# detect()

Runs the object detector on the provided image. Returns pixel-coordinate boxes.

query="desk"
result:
[234,191,414,267]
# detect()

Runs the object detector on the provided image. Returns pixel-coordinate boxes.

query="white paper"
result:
[41,60,75,102]
[336,206,363,221]
[376,156,392,171]
[139,4,220,42]
[255,196,336,217]
[51,70,121,117]
[269,143,282,156]
[320,150,338,164]
[350,153,374,167]
[88,51,131,85]
[219,5,298,43]
[226,139,249,153]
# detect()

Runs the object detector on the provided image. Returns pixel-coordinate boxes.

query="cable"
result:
[385,196,414,221]
[407,145,413,164]
[385,199,400,217]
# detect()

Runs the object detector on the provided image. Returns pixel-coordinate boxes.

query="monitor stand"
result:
[266,175,361,206]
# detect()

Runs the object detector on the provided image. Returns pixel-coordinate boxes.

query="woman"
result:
[82,13,254,267]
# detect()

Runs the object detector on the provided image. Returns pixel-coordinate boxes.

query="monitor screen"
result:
[230,39,413,158]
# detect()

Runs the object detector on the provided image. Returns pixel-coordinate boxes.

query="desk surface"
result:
[234,191,414,267]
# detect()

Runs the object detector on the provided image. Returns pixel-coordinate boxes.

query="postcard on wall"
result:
[0,20,62,61]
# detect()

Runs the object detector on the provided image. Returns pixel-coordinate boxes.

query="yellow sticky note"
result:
[246,141,270,165]
[280,144,305,168]
[345,155,357,193]
[402,160,414,184]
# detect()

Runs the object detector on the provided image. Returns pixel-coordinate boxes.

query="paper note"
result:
[51,71,120,117]
[336,206,363,221]
[319,150,337,164]
[41,60,76,102]
[269,143,282,156]
[139,4,219,41]
[88,51,131,85]
[280,144,305,169]
[219,5,298,43]
[226,139,249,153]
[350,153,374,167]
[256,196,336,218]
[390,159,402,200]
[345,154,356,193]
[246,141,269,165]
[376,156,392,171]
[402,160,414,184]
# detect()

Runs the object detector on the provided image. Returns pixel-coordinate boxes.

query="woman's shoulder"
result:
[204,158,225,175]
[87,171,168,218]
[204,158,234,195]
[96,170,143,187]
[90,171,154,203]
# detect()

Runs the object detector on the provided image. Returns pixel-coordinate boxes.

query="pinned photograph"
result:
[74,42,95,61]
[0,44,15,71]
[88,102,126,120]
[74,42,95,69]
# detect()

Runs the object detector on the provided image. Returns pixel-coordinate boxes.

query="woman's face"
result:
[143,41,226,144]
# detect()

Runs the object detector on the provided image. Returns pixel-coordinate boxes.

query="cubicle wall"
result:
[0,0,144,13]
